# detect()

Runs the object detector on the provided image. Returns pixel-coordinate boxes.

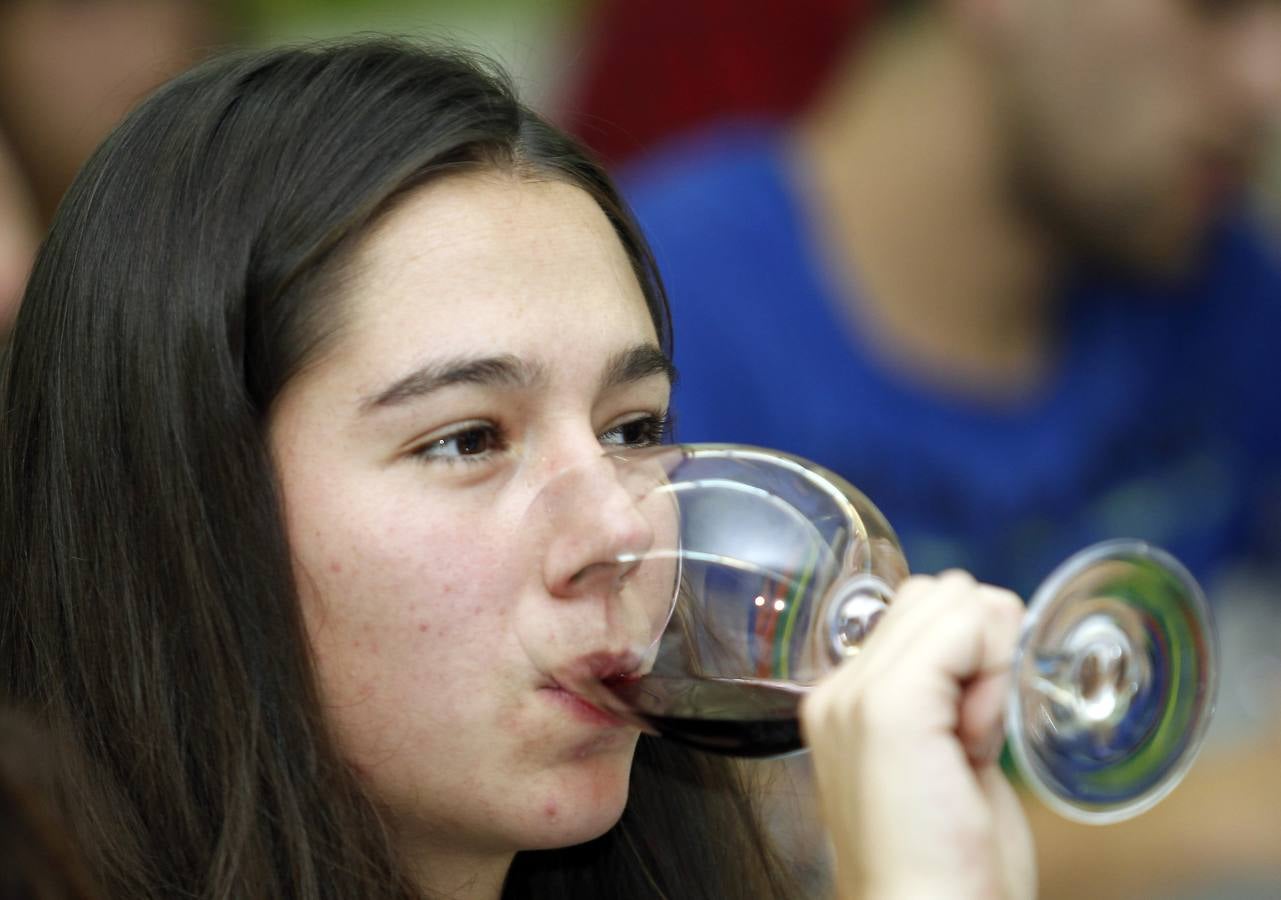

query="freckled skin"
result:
[269,173,669,875]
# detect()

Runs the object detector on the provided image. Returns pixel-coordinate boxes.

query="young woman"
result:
[0,40,1032,899]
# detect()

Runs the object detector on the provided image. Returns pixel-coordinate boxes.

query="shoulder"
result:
[1211,213,1281,271]
[1175,215,1281,348]
[622,122,794,241]
[621,122,816,311]
[1069,212,1281,327]
[1190,214,1281,301]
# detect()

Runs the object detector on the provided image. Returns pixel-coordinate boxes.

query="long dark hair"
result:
[0,39,794,899]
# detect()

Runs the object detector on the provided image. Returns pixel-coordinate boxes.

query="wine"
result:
[605,675,807,758]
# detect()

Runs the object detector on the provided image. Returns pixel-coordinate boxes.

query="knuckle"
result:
[896,573,938,598]
[799,684,830,726]
[937,568,976,588]
[855,684,900,734]
[979,584,1026,619]
[803,668,874,735]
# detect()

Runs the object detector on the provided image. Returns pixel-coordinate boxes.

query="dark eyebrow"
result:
[359,354,545,412]
[358,344,676,414]
[603,344,678,391]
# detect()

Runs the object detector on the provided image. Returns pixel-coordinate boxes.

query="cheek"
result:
[300,559,535,818]
[290,491,529,738]
[295,519,641,848]
[290,469,511,623]
[301,531,509,671]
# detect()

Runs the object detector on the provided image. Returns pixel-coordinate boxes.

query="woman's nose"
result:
[535,453,657,601]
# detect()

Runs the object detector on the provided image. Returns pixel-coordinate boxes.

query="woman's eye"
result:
[599,413,671,448]
[412,424,506,463]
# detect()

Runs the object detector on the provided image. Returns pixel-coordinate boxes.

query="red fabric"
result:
[563,0,875,165]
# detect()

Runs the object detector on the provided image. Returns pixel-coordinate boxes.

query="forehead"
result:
[331,171,657,376]
[355,171,638,305]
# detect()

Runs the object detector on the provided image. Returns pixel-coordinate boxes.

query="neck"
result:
[404,839,513,900]
[795,12,1062,402]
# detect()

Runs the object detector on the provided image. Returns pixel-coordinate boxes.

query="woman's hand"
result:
[801,571,1036,900]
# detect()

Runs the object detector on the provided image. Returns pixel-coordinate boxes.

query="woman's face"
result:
[269,172,673,866]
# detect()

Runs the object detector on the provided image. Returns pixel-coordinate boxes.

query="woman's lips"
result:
[541,649,645,727]
[541,683,628,728]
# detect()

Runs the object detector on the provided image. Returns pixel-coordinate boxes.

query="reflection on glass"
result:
[552,444,1217,824]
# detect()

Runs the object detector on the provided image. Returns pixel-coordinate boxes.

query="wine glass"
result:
[550,443,1218,824]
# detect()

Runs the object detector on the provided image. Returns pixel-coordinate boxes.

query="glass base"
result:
[1008,540,1217,824]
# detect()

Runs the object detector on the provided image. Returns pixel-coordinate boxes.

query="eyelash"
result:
[598,412,672,449]
[411,412,672,465]
[411,422,507,464]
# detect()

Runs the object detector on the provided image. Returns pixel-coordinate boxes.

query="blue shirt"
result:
[626,126,1281,597]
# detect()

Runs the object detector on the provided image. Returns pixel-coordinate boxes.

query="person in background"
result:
[0,0,222,333]
[625,0,1281,596]
[620,0,1281,896]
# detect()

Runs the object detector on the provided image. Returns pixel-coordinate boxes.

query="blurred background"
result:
[3,0,1280,319]
[1,2,1279,898]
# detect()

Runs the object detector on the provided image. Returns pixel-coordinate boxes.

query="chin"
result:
[521,746,635,850]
